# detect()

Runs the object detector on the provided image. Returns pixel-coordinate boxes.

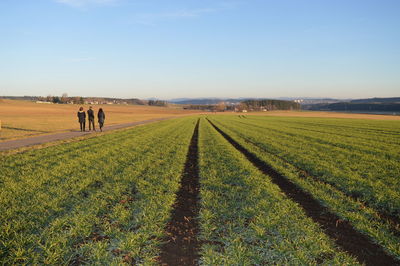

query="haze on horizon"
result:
[0,0,399,100]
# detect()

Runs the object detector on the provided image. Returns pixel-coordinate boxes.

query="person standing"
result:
[77,107,86,132]
[87,106,95,131]
[98,108,105,132]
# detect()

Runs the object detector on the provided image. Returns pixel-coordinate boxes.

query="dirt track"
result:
[0,117,177,152]
[159,119,201,265]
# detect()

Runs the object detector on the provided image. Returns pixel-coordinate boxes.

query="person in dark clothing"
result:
[77,107,86,132]
[98,108,105,132]
[87,106,95,131]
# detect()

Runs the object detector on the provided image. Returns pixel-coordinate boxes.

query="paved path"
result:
[0,116,176,152]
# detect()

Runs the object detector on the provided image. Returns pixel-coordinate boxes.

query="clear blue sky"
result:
[1,0,399,99]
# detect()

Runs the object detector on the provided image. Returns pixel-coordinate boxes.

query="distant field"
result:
[1,115,399,264]
[0,99,198,141]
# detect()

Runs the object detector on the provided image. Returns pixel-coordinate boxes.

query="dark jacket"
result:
[77,111,86,123]
[98,111,105,123]
[87,109,95,120]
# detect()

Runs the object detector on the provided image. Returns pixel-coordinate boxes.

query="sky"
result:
[0,0,399,99]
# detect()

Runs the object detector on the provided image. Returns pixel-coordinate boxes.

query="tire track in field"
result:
[207,119,399,266]
[159,119,201,266]
[216,120,400,233]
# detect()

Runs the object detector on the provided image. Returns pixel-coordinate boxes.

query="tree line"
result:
[309,102,400,112]
[241,99,301,111]
[183,99,300,112]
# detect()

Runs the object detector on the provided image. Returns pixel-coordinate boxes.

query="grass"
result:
[0,117,197,264]
[208,115,400,259]
[198,118,358,265]
[210,115,400,217]
[1,113,399,264]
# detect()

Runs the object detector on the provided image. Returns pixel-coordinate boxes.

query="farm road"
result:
[0,116,177,151]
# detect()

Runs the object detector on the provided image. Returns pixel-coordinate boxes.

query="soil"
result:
[159,120,201,266]
[208,119,399,266]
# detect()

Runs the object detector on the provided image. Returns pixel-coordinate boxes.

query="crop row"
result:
[208,115,400,260]
[211,115,400,218]
[0,118,197,264]
[247,116,400,146]
[1,115,399,264]
[235,117,400,160]
[197,119,358,264]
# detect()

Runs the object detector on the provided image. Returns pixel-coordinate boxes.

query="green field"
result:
[1,115,399,265]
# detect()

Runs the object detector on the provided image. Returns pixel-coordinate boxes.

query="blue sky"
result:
[0,0,399,99]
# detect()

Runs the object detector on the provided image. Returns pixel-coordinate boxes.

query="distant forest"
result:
[308,102,400,112]
[305,98,400,112]
[349,97,400,104]
[184,99,300,112]
[241,99,301,111]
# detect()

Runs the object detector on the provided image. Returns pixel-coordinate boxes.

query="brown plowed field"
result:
[0,99,199,141]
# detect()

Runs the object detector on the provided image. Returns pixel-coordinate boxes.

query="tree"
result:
[236,103,247,112]
[216,101,226,112]
[148,100,167,106]
[61,93,68,104]
[72,97,81,104]
[52,96,61,104]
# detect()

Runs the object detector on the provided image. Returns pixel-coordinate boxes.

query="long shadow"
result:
[159,120,201,265]
[207,118,399,266]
